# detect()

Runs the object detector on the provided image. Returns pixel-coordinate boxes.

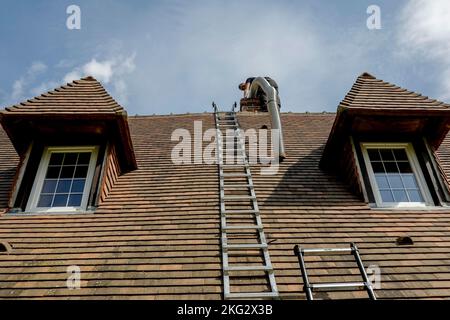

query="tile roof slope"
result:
[0,113,450,299]
[1,76,125,116]
[0,114,222,299]
[340,72,450,111]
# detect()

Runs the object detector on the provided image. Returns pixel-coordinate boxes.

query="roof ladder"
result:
[213,102,279,300]
[293,243,377,300]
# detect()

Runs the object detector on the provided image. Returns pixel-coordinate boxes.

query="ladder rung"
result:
[224,243,267,250]
[222,184,252,189]
[222,148,245,152]
[225,265,272,272]
[223,209,259,214]
[225,292,278,299]
[221,173,249,177]
[302,248,353,254]
[222,164,248,168]
[223,195,256,201]
[223,224,262,230]
[310,282,366,291]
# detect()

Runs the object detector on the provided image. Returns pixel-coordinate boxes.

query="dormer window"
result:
[360,143,433,208]
[26,146,99,213]
[320,72,450,208]
[0,76,137,215]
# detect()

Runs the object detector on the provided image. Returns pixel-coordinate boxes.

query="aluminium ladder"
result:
[213,102,279,299]
[293,243,376,300]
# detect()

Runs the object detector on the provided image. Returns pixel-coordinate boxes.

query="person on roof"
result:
[238,77,281,112]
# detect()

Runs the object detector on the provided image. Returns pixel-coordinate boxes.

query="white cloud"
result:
[30,80,60,96]
[62,53,136,104]
[399,0,450,100]
[11,80,24,101]
[82,59,113,83]
[63,70,82,84]
[10,61,47,101]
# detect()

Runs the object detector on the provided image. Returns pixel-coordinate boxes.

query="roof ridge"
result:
[339,72,450,111]
[1,75,126,116]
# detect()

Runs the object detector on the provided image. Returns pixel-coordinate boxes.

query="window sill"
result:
[369,204,450,211]
[5,209,96,216]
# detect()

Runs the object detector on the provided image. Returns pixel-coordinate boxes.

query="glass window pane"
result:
[380,190,394,202]
[41,179,57,193]
[60,166,75,178]
[380,149,394,161]
[407,189,423,202]
[74,166,88,178]
[393,149,408,161]
[393,190,408,202]
[78,153,91,165]
[37,195,53,207]
[46,166,60,179]
[64,153,78,165]
[367,149,380,161]
[387,174,403,188]
[71,179,85,193]
[384,162,398,173]
[56,179,71,193]
[68,194,82,206]
[49,153,63,165]
[402,174,419,188]
[375,174,389,188]
[371,162,385,173]
[397,161,413,173]
[53,194,68,206]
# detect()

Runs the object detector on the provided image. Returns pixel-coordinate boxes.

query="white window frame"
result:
[360,142,433,208]
[25,146,99,213]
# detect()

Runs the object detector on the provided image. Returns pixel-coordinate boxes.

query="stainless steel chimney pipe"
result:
[248,77,286,158]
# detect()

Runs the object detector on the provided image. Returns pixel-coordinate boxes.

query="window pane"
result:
[380,190,394,202]
[407,189,423,202]
[78,153,91,165]
[366,146,428,205]
[367,149,380,161]
[53,194,68,206]
[375,174,389,189]
[393,149,408,161]
[56,179,71,193]
[46,166,60,179]
[42,179,57,193]
[402,174,419,188]
[397,161,413,173]
[384,162,398,173]
[60,166,75,178]
[74,166,88,178]
[71,179,85,193]
[371,162,385,173]
[380,149,394,161]
[387,174,403,188]
[393,190,408,202]
[64,153,78,165]
[68,194,82,206]
[37,195,53,207]
[49,153,63,165]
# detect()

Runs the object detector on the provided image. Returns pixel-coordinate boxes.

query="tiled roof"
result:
[0,77,137,172]
[1,76,125,117]
[1,112,450,299]
[339,72,450,113]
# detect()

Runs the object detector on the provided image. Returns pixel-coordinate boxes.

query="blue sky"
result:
[1,0,449,115]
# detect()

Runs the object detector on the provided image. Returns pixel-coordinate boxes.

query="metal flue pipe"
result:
[248,77,286,159]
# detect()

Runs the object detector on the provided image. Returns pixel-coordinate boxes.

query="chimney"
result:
[239,77,286,159]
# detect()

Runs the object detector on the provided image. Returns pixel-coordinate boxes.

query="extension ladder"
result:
[213,102,279,299]
[293,243,376,300]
